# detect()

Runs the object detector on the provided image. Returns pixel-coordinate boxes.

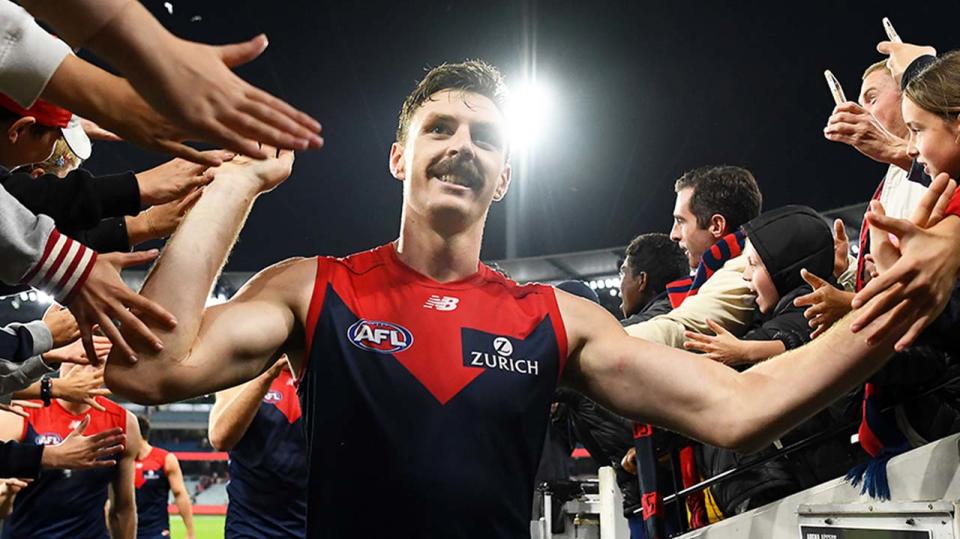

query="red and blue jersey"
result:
[3,397,127,539]
[135,446,171,539]
[298,243,568,538]
[226,368,307,538]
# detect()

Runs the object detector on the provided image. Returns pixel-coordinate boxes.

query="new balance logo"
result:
[424,295,459,311]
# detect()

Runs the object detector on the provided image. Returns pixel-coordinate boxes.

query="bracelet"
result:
[40,376,53,407]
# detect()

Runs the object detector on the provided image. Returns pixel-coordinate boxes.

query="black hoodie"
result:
[742,205,834,299]
[737,205,835,350]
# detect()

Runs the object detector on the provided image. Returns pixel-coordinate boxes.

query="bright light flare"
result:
[505,81,555,150]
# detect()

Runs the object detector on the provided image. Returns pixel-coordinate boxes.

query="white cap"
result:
[61,115,91,160]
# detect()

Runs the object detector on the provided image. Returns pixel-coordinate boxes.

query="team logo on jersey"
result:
[35,433,63,445]
[463,332,540,376]
[264,390,283,404]
[143,469,160,480]
[423,295,459,311]
[492,337,513,356]
[347,320,414,353]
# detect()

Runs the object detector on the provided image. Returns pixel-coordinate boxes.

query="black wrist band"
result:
[40,376,53,407]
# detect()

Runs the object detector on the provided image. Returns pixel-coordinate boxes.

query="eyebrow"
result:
[421,113,456,127]
[421,113,501,134]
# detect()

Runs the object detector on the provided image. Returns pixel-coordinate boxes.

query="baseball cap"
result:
[60,115,91,160]
[0,93,90,159]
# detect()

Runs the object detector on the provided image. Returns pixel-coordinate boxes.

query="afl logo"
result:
[35,433,63,445]
[348,320,413,354]
[264,390,283,404]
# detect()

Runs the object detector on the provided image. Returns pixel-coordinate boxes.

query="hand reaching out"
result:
[683,319,750,366]
[127,189,203,244]
[40,416,124,470]
[0,400,41,419]
[68,250,177,365]
[54,366,112,412]
[832,219,850,279]
[136,152,233,207]
[210,145,295,194]
[793,269,854,339]
[42,336,111,366]
[42,304,79,348]
[851,173,960,350]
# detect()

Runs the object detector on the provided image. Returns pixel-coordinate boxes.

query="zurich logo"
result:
[347,320,414,354]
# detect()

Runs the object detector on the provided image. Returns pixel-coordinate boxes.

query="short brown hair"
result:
[905,50,960,120]
[674,165,762,232]
[862,59,891,81]
[395,60,508,144]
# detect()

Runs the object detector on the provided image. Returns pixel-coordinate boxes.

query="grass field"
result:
[170,515,226,539]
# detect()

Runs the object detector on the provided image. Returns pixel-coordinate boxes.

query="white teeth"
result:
[438,174,466,186]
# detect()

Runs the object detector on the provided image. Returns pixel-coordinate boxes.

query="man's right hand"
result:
[68,250,177,364]
[212,146,295,193]
[40,416,124,470]
[824,102,910,169]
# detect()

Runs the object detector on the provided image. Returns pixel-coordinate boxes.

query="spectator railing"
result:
[634,376,960,537]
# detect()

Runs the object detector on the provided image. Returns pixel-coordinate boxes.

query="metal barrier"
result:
[634,376,960,537]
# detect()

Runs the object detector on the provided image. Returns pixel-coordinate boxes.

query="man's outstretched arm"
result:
[104,149,310,404]
[559,290,901,453]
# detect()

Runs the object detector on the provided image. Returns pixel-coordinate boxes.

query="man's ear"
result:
[708,213,728,238]
[389,142,406,181]
[635,271,648,294]
[7,117,36,143]
[492,163,512,202]
[30,167,45,178]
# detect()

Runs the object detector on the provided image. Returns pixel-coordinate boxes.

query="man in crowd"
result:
[104,60,937,538]
[624,166,761,347]
[620,233,690,325]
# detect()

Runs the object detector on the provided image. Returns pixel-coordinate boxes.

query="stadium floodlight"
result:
[505,81,554,150]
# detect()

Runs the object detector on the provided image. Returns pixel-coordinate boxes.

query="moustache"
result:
[427,155,483,189]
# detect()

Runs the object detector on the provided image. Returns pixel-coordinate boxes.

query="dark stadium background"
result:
[79,0,959,272]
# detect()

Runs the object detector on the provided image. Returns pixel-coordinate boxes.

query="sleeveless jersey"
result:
[135,446,171,538]
[298,243,568,538]
[226,368,307,538]
[4,397,127,539]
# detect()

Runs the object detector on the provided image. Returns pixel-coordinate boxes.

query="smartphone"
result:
[824,70,847,106]
[882,17,902,43]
